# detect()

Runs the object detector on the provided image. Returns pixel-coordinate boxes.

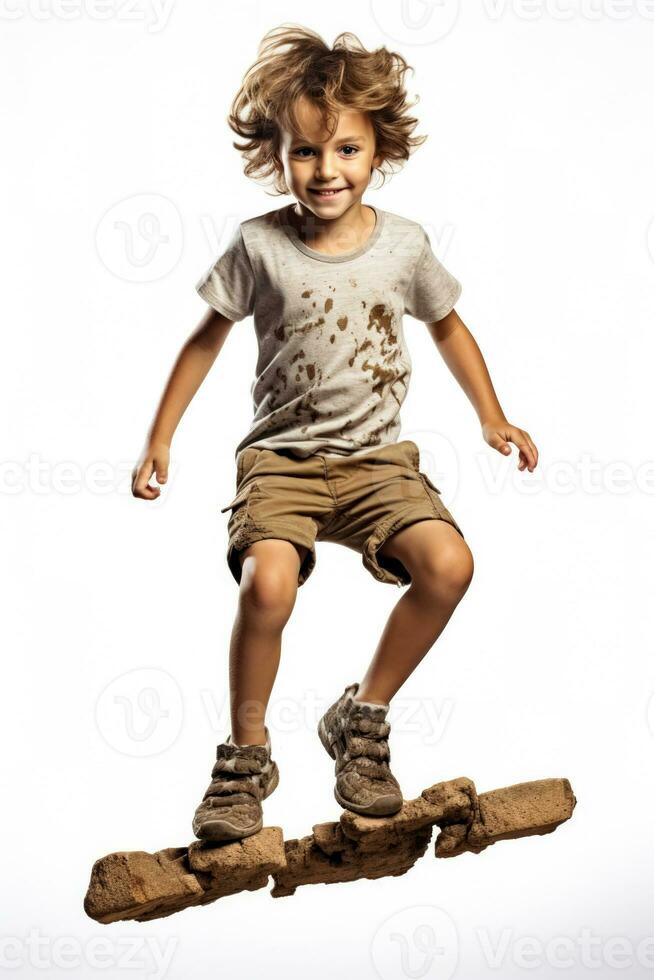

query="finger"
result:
[523,439,537,471]
[133,480,160,500]
[524,434,539,468]
[155,461,168,484]
[512,433,536,471]
[488,433,512,456]
[133,463,152,494]
[132,461,160,499]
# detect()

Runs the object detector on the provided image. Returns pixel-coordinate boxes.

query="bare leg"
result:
[229,538,309,745]
[356,520,474,705]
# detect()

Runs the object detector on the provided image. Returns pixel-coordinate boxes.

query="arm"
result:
[131,307,234,499]
[427,308,538,472]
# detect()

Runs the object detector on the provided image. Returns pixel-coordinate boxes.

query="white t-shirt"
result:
[196,203,462,462]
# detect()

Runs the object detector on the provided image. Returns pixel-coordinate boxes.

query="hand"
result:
[481,419,538,472]
[131,441,170,499]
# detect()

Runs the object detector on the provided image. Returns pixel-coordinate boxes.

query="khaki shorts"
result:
[220,439,464,589]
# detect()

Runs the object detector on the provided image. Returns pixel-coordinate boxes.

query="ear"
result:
[371,152,383,170]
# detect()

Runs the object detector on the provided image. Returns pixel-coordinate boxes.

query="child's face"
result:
[278,96,382,217]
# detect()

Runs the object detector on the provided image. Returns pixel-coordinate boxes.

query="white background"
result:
[3,0,652,977]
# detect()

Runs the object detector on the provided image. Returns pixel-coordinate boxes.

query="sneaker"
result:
[318,682,403,816]
[192,726,279,842]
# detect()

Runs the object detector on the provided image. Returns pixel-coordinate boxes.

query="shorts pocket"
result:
[220,481,256,513]
[417,472,464,538]
[237,446,262,485]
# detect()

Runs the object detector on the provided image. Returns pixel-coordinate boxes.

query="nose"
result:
[314,150,339,182]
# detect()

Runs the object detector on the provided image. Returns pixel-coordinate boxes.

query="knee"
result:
[239,559,298,625]
[414,541,474,600]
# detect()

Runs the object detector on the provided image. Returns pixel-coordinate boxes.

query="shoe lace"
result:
[342,708,392,778]
[202,748,268,804]
[205,768,264,803]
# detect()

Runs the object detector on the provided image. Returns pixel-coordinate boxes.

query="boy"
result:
[132,26,538,842]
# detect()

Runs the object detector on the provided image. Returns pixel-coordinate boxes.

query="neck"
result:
[289,199,375,254]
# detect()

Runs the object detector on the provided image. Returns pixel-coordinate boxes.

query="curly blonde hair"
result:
[228,24,427,195]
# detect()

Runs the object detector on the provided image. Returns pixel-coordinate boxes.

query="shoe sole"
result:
[194,763,280,842]
[318,716,403,817]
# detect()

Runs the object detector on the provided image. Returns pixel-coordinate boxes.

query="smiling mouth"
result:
[308,188,347,197]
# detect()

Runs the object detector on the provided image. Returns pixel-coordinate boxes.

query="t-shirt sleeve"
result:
[195,225,255,322]
[404,228,462,323]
